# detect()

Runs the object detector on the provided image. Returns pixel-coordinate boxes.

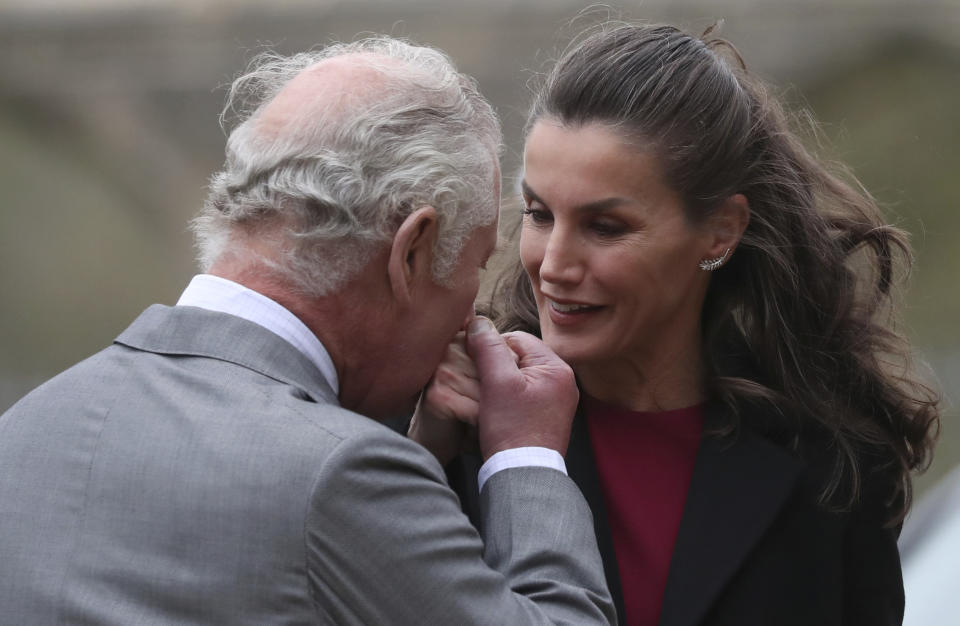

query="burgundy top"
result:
[584,397,704,626]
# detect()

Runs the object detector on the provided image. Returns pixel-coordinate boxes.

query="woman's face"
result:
[520,120,716,370]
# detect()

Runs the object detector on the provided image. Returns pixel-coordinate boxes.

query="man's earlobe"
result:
[387,206,439,306]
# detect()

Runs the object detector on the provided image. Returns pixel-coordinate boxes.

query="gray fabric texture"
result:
[0,304,614,625]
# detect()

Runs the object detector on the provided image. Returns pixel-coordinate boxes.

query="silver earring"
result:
[699,248,730,271]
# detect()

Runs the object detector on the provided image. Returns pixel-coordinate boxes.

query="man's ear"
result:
[387,206,439,307]
[704,193,750,259]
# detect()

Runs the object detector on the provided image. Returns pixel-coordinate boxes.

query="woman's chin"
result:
[542,336,601,369]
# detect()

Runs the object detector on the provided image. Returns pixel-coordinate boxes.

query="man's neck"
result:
[207,256,399,416]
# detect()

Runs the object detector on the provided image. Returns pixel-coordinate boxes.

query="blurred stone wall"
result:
[1,0,957,490]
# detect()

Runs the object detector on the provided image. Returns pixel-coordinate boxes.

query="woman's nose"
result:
[539,229,583,285]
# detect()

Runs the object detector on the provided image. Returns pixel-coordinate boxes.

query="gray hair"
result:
[192,37,502,296]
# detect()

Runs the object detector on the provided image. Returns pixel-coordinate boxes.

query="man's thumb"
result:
[466,316,516,381]
[502,331,562,368]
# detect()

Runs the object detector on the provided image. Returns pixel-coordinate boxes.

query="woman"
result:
[412,23,939,626]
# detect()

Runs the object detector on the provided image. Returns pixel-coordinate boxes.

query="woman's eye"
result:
[522,207,553,225]
[590,220,626,237]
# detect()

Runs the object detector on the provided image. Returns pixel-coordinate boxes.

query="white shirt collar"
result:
[176,274,339,395]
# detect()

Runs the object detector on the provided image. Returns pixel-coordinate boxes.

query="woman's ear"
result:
[705,193,750,260]
[387,206,439,307]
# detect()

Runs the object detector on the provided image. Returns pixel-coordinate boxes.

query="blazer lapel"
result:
[114,304,339,405]
[566,409,627,623]
[658,411,804,626]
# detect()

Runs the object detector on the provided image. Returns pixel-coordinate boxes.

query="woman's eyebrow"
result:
[521,180,628,214]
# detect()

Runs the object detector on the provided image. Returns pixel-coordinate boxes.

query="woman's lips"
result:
[545,298,604,325]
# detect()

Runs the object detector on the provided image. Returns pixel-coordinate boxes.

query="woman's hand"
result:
[409,331,481,466]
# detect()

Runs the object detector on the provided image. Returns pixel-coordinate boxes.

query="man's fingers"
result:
[503,331,567,369]
[466,316,519,382]
[466,325,579,459]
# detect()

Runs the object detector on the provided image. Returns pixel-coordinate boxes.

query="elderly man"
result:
[0,38,615,625]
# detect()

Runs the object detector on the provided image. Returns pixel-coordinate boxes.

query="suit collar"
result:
[176,274,339,394]
[115,304,339,406]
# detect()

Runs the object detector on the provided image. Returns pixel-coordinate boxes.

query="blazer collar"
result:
[114,304,339,406]
[566,409,627,621]
[658,406,805,626]
[569,403,805,626]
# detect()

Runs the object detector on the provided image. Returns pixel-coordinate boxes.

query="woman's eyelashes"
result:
[522,204,629,238]
[521,206,553,225]
[588,218,627,237]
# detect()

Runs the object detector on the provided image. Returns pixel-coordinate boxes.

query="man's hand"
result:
[467,316,578,460]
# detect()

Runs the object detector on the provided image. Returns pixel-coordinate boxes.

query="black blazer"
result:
[448,404,904,626]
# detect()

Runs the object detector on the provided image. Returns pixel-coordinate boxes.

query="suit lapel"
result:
[658,409,804,626]
[114,304,339,405]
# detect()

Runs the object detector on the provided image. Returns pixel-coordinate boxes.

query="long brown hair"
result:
[487,23,939,523]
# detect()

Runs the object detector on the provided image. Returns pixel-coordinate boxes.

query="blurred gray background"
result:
[1,0,957,496]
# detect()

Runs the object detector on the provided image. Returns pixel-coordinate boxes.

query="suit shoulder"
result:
[1,343,127,417]
[295,404,444,481]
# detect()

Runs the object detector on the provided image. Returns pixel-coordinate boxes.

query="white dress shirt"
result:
[177,274,339,393]
[176,274,565,491]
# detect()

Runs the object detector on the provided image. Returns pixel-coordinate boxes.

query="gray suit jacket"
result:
[0,305,614,625]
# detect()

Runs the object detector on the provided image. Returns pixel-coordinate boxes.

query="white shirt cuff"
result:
[477,447,568,493]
